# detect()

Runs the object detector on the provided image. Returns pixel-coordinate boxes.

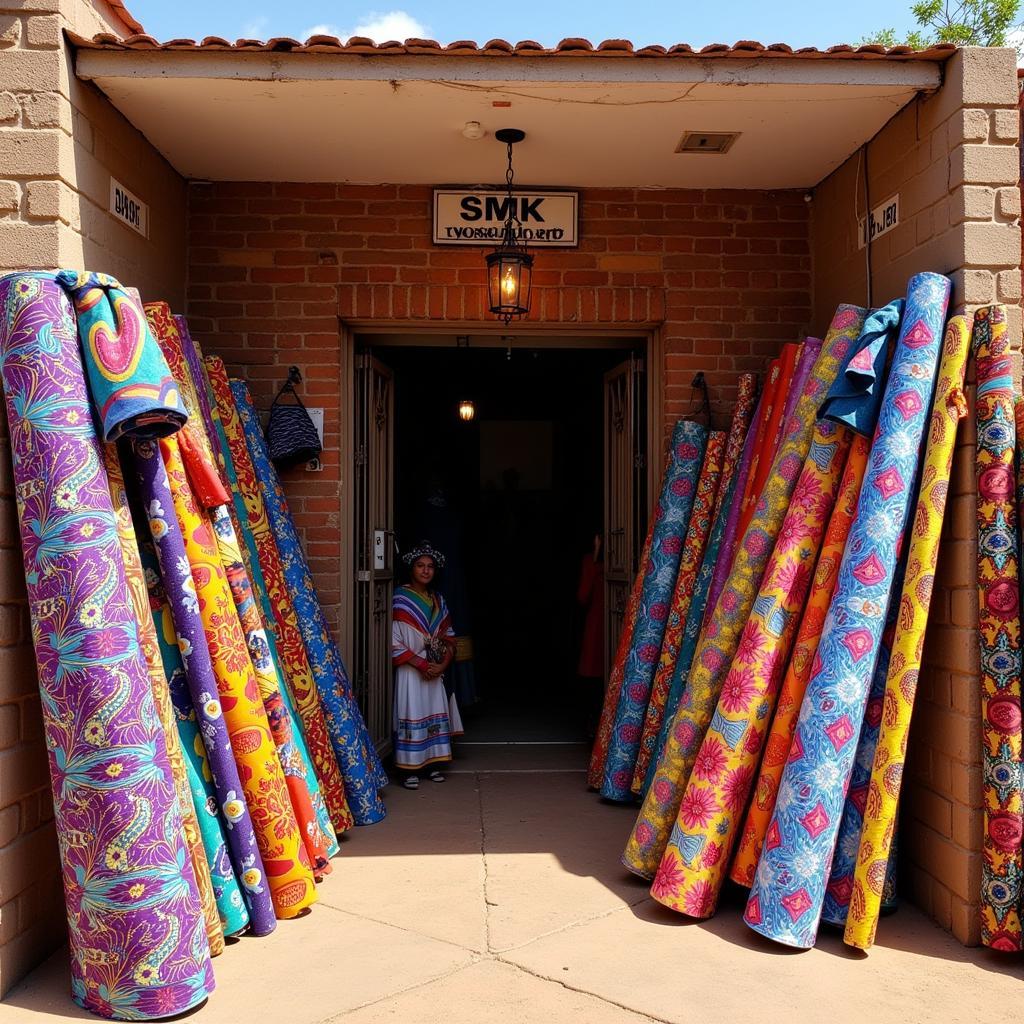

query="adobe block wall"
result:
[0,0,187,996]
[812,47,1022,945]
[185,183,814,638]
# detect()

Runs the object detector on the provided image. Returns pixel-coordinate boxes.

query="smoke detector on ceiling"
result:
[675,131,740,154]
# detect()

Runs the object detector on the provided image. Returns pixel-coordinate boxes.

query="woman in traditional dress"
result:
[392,541,464,789]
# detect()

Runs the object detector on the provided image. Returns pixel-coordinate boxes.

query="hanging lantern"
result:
[486,128,533,325]
[458,399,476,422]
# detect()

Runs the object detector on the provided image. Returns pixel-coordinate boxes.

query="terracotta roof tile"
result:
[66,31,959,63]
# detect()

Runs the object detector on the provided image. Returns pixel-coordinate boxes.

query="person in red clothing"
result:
[576,531,605,738]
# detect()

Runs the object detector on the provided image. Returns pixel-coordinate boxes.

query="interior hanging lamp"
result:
[458,399,476,422]
[487,128,533,325]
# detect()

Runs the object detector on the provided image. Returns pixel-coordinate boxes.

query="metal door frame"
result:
[338,319,664,734]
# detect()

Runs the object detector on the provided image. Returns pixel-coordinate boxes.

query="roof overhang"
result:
[71,37,948,189]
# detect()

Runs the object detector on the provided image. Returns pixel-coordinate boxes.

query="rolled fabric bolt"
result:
[972,305,1024,952]
[233,379,389,824]
[0,272,214,1018]
[745,271,950,949]
[132,438,278,937]
[632,433,726,795]
[206,355,354,834]
[601,420,708,802]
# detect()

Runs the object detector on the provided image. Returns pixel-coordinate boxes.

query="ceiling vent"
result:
[675,131,740,155]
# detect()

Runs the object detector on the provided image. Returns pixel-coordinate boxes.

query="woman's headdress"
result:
[401,540,446,568]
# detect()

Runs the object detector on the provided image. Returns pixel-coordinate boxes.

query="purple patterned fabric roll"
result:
[780,338,822,445]
[132,439,278,938]
[0,273,214,1019]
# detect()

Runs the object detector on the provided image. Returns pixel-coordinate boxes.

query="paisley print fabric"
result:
[158,435,317,915]
[0,273,214,1019]
[622,307,862,880]
[745,271,950,948]
[601,420,708,801]
[231,380,388,825]
[841,315,969,948]
[132,439,278,938]
[140,542,251,938]
[54,271,186,441]
[652,419,852,917]
[205,356,352,833]
[631,432,726,795]
[778,339,822,449]
[102,447,224,957]
[735,356,783,542]
[731,435,870,885]
[972,305,1024,951]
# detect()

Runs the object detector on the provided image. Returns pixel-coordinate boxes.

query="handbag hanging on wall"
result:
[265,366,323,470]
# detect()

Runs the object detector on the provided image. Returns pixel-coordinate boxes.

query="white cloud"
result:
[302,10,429,42]
[1007,26,1024,66]
[241,15,270,38]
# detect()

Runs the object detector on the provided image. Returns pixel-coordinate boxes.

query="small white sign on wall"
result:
[109,178,149,238]
[433,189,578,247]
[858,193,899,249]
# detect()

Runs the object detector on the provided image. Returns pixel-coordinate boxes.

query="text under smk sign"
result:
[433,190,578,247]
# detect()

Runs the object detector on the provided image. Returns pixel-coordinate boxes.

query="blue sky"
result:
[126,2,923,49]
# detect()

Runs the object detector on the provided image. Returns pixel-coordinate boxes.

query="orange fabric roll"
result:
[160,435,317,918]
[729,432,870,885]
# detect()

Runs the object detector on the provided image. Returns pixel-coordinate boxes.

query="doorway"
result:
[349,333,651,755]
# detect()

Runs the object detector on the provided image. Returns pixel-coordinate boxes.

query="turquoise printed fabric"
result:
[232,380,388,825]
[602,419,707,801]
[744,272,950,948]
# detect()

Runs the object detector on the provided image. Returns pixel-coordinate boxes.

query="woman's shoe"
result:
[403,775,420,790]
[428,770,445,783]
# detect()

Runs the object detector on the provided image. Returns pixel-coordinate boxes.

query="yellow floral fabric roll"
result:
[159,435,317,918]
[651,419,852,917]
[102,445,224,956]
[843,314,970,949]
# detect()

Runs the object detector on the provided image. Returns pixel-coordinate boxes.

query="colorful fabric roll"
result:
[0,273,214,1019]
[159,434,318,915]
[205,356,353,833]
[653,418,852,917]
[213,503,332,874]
[632,432,726,795]
[820,301,903,434]
[231,379,388,824]
[177,322,338,859]
[706,384,766,620]
[601,420,708,801]
[623,307,862,879]
[778,339,822,448]
[589,513,658,789]
[731,434,870,885]
[140,542,251,938]
[745,271,950,949]
[103,446,224,958]
[132,438,278,938]
[736,358,781,537]
[821,578,901,926]
[54,271,186,441]
[973,305,1024,951]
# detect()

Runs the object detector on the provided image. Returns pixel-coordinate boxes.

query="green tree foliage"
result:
[865,0,1021,47]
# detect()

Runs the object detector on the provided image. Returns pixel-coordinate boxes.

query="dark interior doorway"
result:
[376,340,642,743]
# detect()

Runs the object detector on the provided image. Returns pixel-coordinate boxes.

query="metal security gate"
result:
[353,352,395,753]
[603,354,646,675]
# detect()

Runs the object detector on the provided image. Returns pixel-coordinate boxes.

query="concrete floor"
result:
[4,742,1022,1023]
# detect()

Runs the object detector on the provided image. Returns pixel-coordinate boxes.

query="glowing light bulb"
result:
[458,399,475,422]
[501,265,517,301]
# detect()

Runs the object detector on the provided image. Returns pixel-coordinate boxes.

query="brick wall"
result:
[812,47,1022,944]
[0,0,184,995]
[185,183,813,637]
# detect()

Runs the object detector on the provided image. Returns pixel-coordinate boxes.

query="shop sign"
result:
[433,189,578,247]
[109,178,149,238]
[858,193,899,249]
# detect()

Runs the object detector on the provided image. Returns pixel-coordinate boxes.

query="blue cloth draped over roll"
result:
[54,271,187,441]
[231,379,388,825]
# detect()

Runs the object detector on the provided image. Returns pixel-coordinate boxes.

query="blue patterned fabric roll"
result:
[745,272,950,948]
[602,420,707,801]
[231,380,388,825]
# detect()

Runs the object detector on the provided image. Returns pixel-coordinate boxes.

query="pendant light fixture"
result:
[486,128,533,325]
[458,399,476,422]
